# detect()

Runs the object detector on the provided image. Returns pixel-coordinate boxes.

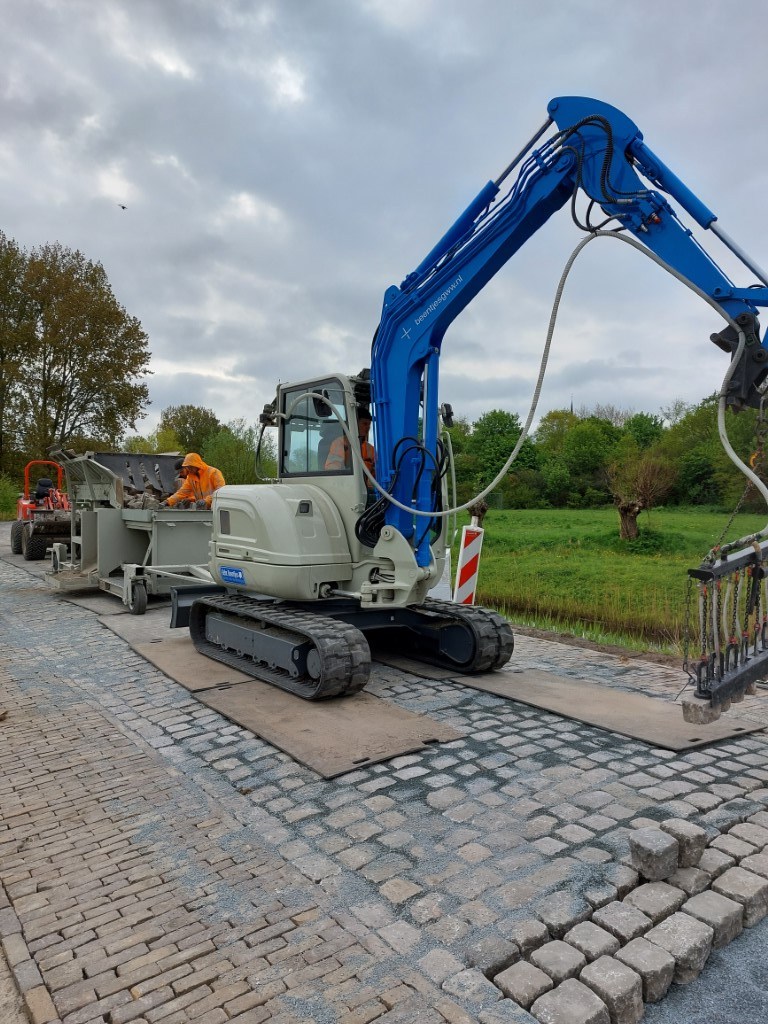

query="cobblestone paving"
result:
[3,555,768,1023]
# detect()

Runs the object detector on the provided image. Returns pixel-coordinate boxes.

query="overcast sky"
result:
[3,0,767,438]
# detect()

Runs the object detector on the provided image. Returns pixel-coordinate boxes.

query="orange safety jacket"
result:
[166,452,226,508]
[325,435,375,483]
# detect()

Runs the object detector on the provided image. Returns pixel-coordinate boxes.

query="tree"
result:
[560,417,621,477]
[467,409,538,490]
[159,404,221,454]
[660,398,690,427]
[576,403,633,427]
[655,394,762,507]
[444,417,477,503]
[607,437,677,539]
[623,412,664,450]
[0,233,33,474]
[202,419,277,484]
[10,241,150,462]
[122,426,181,454]
[534,408,579,460]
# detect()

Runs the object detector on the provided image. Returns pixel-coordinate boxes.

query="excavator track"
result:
[189,594,370,700]
[397,598,515,674]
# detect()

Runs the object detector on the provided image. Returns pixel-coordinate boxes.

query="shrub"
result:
[0,474,19,521]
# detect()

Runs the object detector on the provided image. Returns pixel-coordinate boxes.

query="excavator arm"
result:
[371,96,768,566]
[194,96,768,711]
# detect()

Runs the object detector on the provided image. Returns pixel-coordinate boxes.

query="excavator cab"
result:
[278,377,357,484]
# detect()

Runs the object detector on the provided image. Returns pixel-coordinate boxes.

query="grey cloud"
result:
[2,0,767,439]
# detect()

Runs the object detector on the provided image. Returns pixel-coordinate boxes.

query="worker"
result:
[163,453,225,509]
[325,407,375,491]
[173,457,187,490]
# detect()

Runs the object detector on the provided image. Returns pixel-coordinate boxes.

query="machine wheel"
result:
[128,582,148,615]
[21,525,48,561]
[10,520,23,555]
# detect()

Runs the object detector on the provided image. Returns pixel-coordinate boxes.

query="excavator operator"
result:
[162,452,225,509]
[324,407,375,488]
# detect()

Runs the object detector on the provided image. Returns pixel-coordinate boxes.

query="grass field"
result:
[464,506,768,654]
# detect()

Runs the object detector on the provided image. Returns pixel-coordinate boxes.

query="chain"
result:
[681,401,768,693]
[682,575,693,675]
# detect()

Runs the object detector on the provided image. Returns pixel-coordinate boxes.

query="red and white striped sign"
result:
[453,525,484,605]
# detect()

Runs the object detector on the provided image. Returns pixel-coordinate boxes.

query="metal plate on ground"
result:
[458,669,764,750]
[132,635,252,690]
[196,682,461,778]
[372,653,458,680]
[67,592,130,614]
[99,609,176,642]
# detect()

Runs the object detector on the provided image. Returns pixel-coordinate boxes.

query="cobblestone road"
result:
[3,548,768,1023]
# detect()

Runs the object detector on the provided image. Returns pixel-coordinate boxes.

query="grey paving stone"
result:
[697,847,734,879]
[683,791,721,812]
[740,852,768,879]
[442,967,503,1009]
[504,919,550,958]
[563,922,620,962]
[701,798,764,832]
[464,935,520,977]
[643,911,714,984]
[711,866,768,926]
[711,833,759,860]
[581,882,617,910]
[579,955,643,1024]
[530,940,587,985]
[493,960,553,1009]
[623,881,686,924]
[530,978,610,1024]
[627,828,678,881]
[591,902,652,944]
[730,821,768,848]
[418,948,466,983]
[666,866,710,896]
[682,890,744,948]
[601,865,638,899]
[660,817,708,867]
[479,1001,538,1024]
[614,936,675,1003]
[535,892,591,939]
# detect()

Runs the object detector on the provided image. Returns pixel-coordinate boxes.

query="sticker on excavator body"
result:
[219,566,246,585]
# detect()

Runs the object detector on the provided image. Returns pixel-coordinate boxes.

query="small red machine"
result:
[10,460,71,561]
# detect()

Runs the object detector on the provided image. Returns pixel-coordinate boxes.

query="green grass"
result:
[461,506,768,654]
[0,475,19,520]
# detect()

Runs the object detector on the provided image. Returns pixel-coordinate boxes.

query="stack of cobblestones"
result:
[488,814,768,1023]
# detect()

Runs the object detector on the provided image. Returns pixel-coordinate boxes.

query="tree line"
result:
[2,233,763,532]
[446,398,767,537]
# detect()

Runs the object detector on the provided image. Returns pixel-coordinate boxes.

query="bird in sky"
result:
[117,203,127,210]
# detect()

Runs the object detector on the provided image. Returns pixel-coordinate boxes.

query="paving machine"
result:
[188,96,768,712]
[46,450,215,612]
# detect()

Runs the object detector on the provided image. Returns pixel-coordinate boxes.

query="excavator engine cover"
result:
[211,484,353,601]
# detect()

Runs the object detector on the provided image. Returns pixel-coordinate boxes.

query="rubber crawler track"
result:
[412,598,515,673]
[189,594,370,700]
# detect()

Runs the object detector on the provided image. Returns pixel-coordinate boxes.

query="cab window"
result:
[281,381,350,477]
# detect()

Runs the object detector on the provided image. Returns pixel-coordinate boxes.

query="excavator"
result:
[186,96,768,714]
